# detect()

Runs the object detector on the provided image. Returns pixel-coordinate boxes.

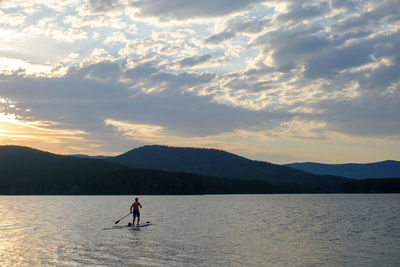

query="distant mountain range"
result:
[0,145,399,194]
[70,147,400,180]
[285,161,400,179]
[68,154,111,160]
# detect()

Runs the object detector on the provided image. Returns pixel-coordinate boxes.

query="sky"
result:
[0,0,399,164]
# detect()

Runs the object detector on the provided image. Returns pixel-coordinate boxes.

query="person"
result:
[130,197,142,226]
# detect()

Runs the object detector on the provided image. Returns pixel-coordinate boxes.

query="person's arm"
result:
[139,202,142,208]
[130,203,133,213]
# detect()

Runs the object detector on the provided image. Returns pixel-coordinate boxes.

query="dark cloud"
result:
[332,2,399,33]
[277,1,331,22]
[204,31,236,45]
[123,60,216,91]
[204,16,268,44]
[251,24,333,72]
[228,17,268,33]
[115,88,291,136]
[311,91,400,137]
[304,42,374,79]
[330,0,357,11]
[129,0,264,20]
[86,0,121,13]
[332,15,368,32]
[220,0,400,140]
[120,61,159,81]
[250,0,400,78]
[223,73,275,92]
[68,60,124,82]
[359,54,400,92]
[176,54,212,68]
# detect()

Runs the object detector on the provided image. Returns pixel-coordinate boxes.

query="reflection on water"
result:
[1,195,399,266]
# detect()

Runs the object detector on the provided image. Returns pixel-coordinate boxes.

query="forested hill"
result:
[109,145,351,190]
[0,145,203,195]
[285,160,400,179]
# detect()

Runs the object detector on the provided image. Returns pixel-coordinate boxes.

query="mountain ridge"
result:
[109,145,352,191]
[69,146,398,180]
[285,160,400,179]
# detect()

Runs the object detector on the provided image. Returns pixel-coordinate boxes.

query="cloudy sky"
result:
[0,0,399,163]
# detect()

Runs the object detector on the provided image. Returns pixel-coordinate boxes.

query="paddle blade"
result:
[114,213,130,224]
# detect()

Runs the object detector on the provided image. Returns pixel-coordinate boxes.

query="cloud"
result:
[85,0,122,14]
[0,56,53,75]
[20,17,88,43]
[129,0,264,21]
[118,29,198,57]
[63,14,127,29]
[119,39,187,57]
[123,60,217,93]
[304,42,374,79]
[330,0,357,11]
[175,54,212,68]
[212,0,400,140]
[204,16,269,45]
[204,31,236,45]
[103,31,127,45]
[0,99,92,155]
[0,10,26,26]
[311,91,400,137]
[105,119,166,143]
[91,48,108,57]
[75,0,123,18]
[0,59,282,140]
[277,1,331,23]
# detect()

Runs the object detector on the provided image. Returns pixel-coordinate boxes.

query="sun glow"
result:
[0,57,66,76]
[0,111,92,154]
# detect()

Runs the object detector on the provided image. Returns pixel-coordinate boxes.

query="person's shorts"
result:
[133,210,140,218]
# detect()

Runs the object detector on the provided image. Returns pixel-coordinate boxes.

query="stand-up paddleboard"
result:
[101,221,152,230]
[126,221,152,229]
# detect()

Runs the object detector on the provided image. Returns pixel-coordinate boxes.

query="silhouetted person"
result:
[130,197,142,226]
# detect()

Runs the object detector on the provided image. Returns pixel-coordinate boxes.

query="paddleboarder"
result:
[130,197,142,226]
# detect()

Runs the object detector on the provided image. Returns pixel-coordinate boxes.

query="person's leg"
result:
[137,215,140,226]
[133,214,136,225]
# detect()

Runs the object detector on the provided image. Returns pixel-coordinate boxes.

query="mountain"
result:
[109,145,352,192]
[0,145,203,195]
[285,160,400,179]
[68,154,111,160]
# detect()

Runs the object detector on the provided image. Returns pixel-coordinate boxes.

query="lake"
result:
[1,194,399,266]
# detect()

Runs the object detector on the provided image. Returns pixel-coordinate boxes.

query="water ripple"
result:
[0,195,399,266]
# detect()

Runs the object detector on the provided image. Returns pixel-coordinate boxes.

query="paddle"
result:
[115,213,131,224]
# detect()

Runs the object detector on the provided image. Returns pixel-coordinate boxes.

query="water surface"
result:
[1,194,399,266]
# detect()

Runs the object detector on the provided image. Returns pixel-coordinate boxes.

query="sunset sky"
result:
[0,0,399,164]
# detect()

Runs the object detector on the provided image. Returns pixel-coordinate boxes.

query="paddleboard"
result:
[101,221,152,230]
[127,221,152,228]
